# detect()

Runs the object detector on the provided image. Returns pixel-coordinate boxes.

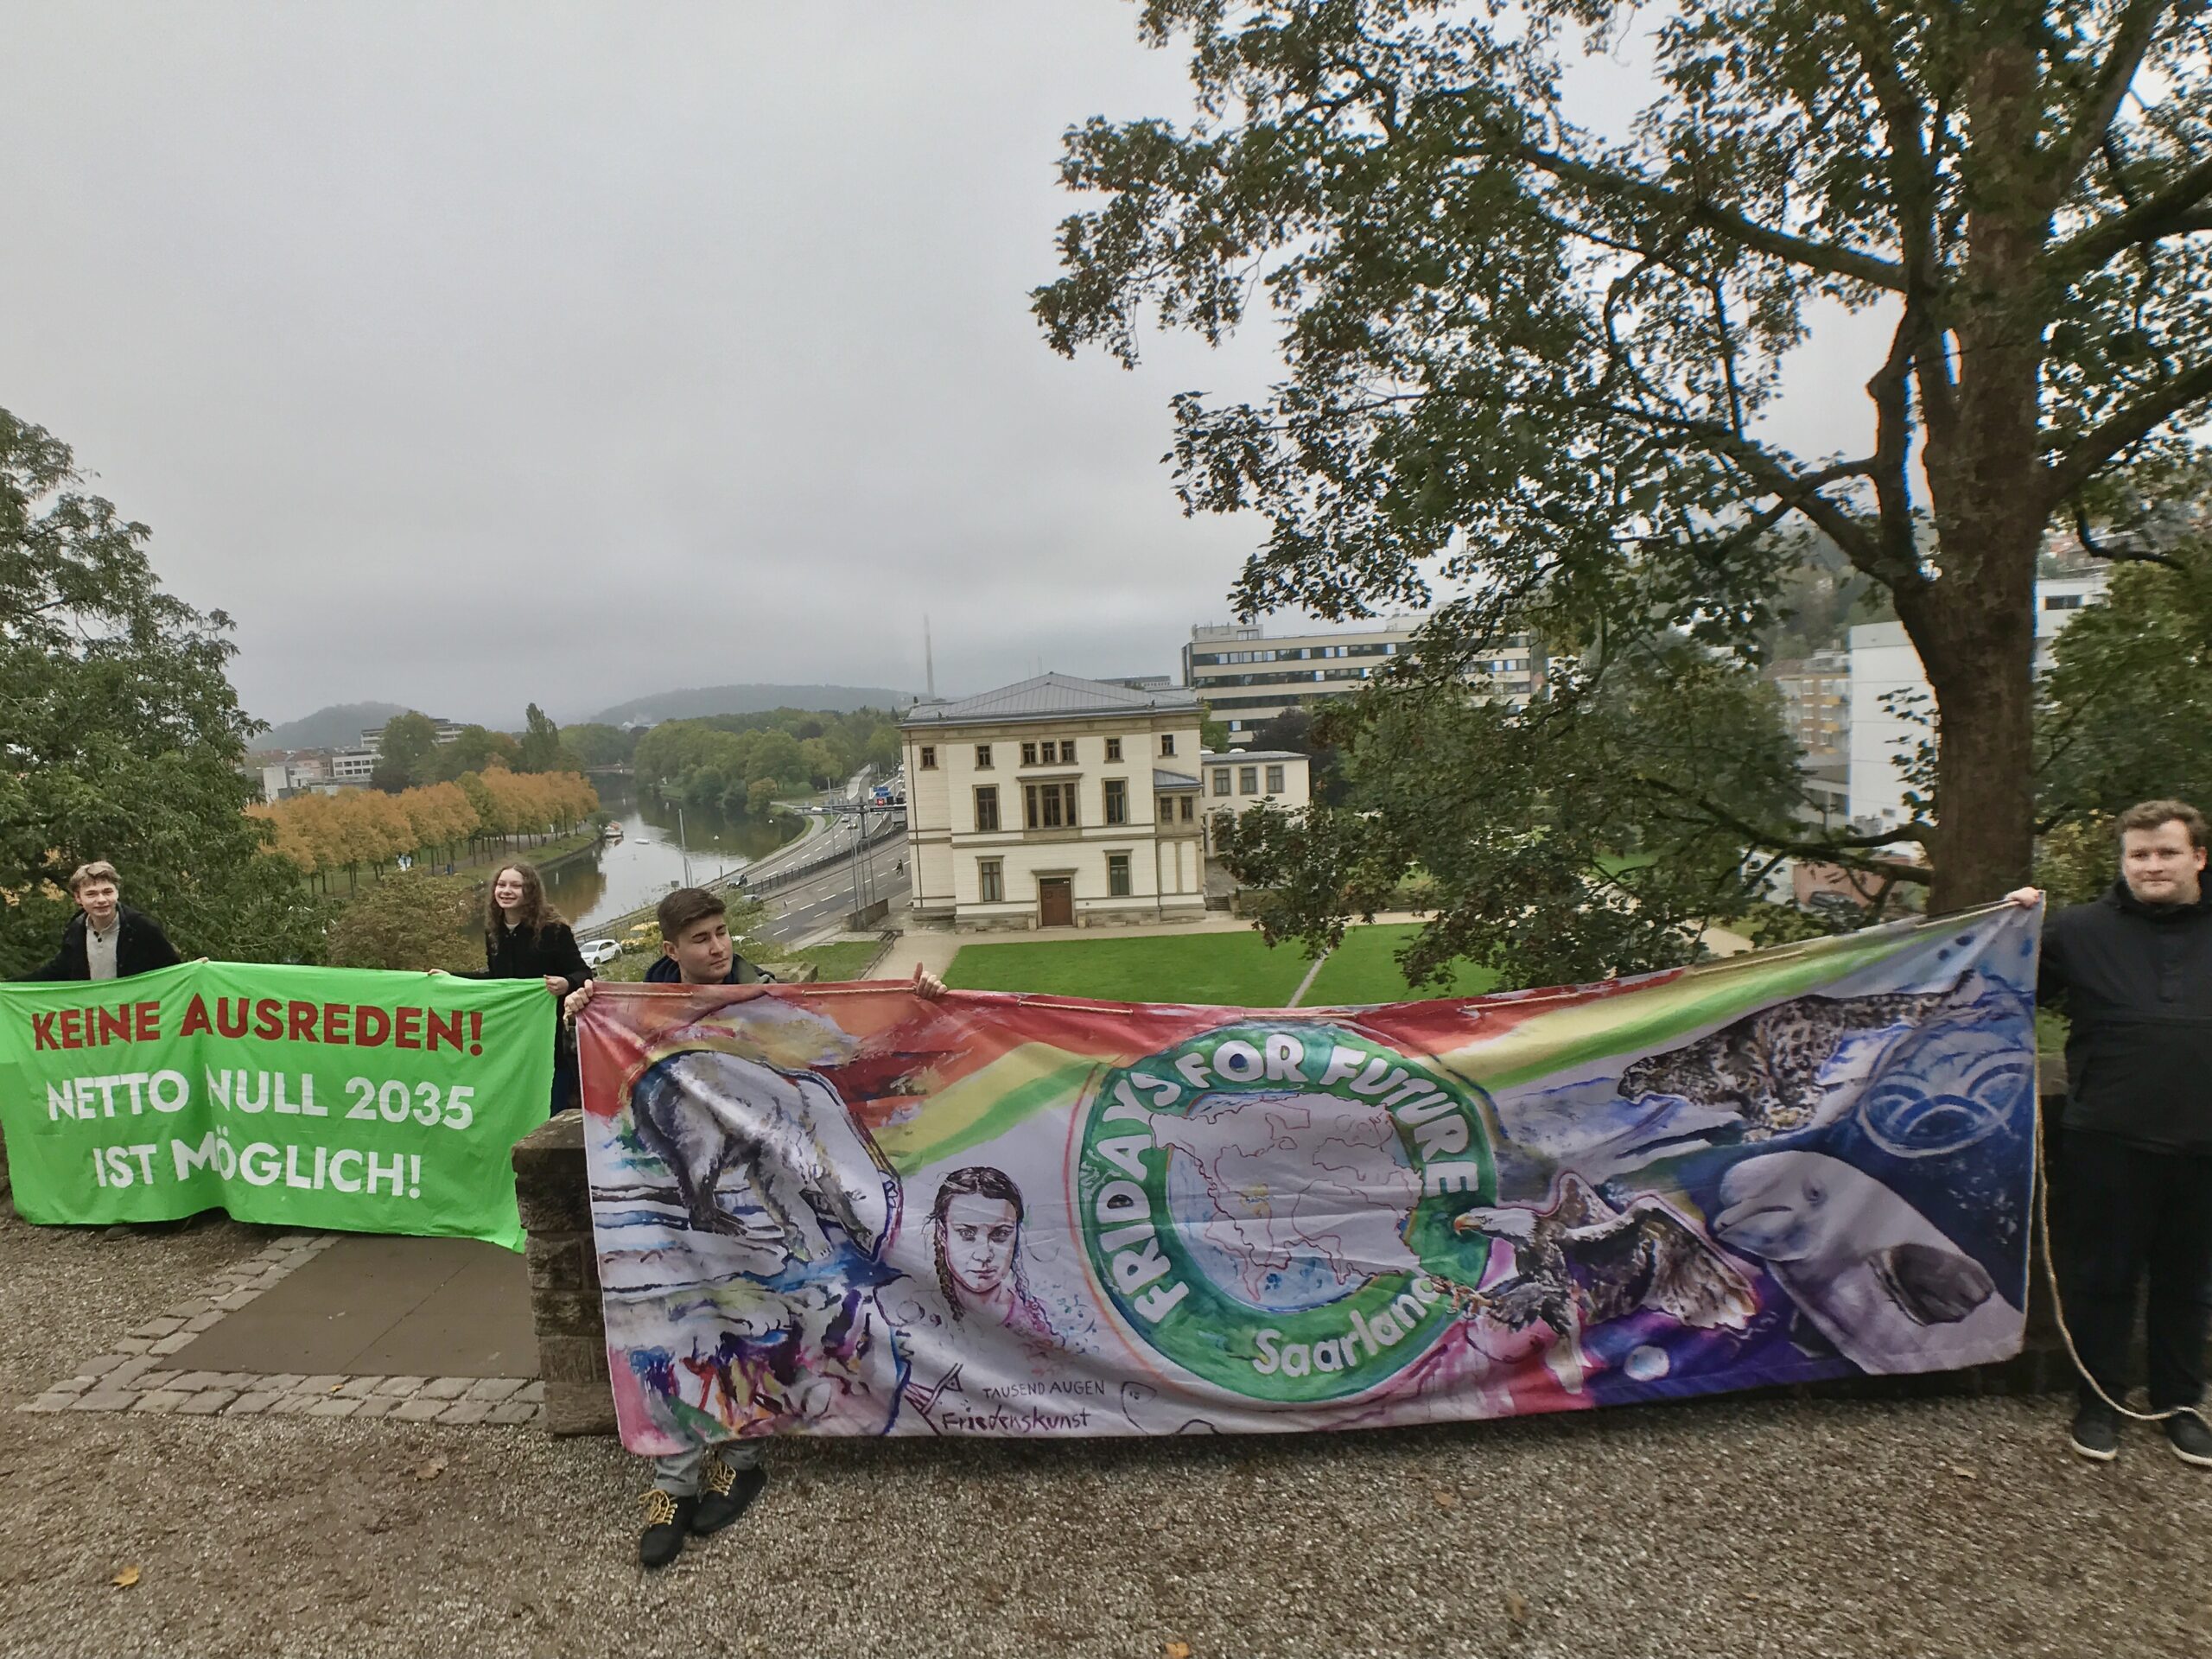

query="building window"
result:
[2044,593,2085,610]
[976,744,993,769]
[1020,741,1037,766]
[1179,796,1193,823]
[978,858,1003,904]
[1213,768,1231,796]
[1058,740,1077,763]
[1157,794,1172,823]
[1108,854,1131,897]
[974,785,1000,832]
[1024,781,1079,830]
[1266,764,1285,793]
[1240,766,1259,793]
[1105,737,1122,761]
[1160,734,1176,757]
[1103,779,1128,825]
[919,746,937,770]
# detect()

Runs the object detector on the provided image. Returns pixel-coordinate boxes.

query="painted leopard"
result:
[1615,981,1964,1140]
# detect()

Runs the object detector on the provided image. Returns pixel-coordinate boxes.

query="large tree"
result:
[0,410,321,969]
[518,702,563,772]
[1037,0,2212,922]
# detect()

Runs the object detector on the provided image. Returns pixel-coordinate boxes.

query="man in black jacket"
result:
[2011,799,2212,1467]
[25,861,182,982]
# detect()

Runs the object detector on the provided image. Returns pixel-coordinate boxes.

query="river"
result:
[541,780,804,936]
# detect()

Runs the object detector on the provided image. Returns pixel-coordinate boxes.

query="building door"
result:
[1038,877,1074,928]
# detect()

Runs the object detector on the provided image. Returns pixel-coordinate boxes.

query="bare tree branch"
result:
[2050,155,2212,275]
[2044,0,2176,206]
[2071,501,2187,570]
[1508,143,1909,293]
[2044,355,2212,504]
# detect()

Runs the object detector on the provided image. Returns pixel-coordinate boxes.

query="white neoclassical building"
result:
[901,673,1207,930]
[1198,749,1312,855]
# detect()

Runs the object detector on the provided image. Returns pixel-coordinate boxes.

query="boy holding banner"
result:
[22,861,181,982]
[563,886,944,1567]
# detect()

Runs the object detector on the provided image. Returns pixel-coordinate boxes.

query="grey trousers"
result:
[651,1440,761,1496]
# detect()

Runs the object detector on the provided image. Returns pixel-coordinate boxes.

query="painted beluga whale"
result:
[1711,1150,2022,1374]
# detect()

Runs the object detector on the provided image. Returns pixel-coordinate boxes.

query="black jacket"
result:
[468,919,593,998]
[2037,880,2212,1151]
[644,951,773,985]
[25,904,182,982]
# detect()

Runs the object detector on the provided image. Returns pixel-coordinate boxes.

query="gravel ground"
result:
[2,1205,2208,1659]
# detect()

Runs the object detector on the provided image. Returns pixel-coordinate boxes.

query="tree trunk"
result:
[1910,34,2050,915]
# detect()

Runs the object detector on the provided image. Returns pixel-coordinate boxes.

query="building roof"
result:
[901,672,1198,729]
[1154,769,1202,791]
[1198,750,1308,764]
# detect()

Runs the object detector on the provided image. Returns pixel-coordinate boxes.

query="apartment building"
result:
[1847,573,2110,831]
[1183,619,1541,745]
[901,673,1207,930]
[1198,750,1312,856]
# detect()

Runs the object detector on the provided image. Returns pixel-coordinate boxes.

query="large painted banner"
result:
[577,906,2039,1452]
[0,962,555,1249]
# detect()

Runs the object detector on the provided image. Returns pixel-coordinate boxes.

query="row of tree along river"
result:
[541,781,801,935]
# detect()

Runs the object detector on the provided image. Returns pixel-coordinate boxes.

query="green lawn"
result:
[944,931,1317,1006]
[1301,923,1502,1006]
[793,940,885,983]
[943,923,1499,1007]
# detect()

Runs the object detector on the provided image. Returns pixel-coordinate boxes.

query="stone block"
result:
[69,1390,137,1413]
[465,1376,525,1403]
[213,1290,263,1312]
[183,1313,225,1333]
[80,1353,132,1378]
[436,1400,493,1425]
[349,1396,399,1420]
[335,1376,381,1399]
[421,1376,474,1400]
[112,1337,151,1355]
[268,1395,320,1417]
[48,1376,94,1395]
[516,1382,545,1405]
[176,1391,237,1416]
[263,1374,307,1392]
[298,1375,347,1395]
[25,1394,80,1413]
[168,1300,214,1319]
[537,1338,608,1387]
[306,1398,361,1419]
[136,1371,181,1391]
[130,1391,191,1414]
[543,1380,616,1438]
[374,1376,427,1397]
[133,1318,184,1339]
[512,1113,592,1235]
[226,1392,283,1416]
[391,1398,448,1422]
[487,1402,540,1426]
[149,1334,194,1357]
[169,1372,225,1393]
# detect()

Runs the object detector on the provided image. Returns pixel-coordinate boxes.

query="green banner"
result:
[0,962,554,1249]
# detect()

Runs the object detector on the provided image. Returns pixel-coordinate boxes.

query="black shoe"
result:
[690,1457,766,1536]
[2069,1405,2120,1463]
[2164,1411,2212,1468]
[639,1490,697,1568]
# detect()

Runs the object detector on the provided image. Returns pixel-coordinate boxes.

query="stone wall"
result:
[510,1113,614,1436]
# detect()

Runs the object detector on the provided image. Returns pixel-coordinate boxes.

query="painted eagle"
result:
[1449,1173,1758,1338]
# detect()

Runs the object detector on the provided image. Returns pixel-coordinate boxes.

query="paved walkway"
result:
[19,1230,543,1427]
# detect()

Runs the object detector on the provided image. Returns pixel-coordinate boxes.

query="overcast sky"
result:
[2,2,1878,727]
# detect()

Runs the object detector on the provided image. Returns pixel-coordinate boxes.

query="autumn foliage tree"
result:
[256,771,597,891]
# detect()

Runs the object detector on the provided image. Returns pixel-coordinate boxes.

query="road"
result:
[753,824,910,944]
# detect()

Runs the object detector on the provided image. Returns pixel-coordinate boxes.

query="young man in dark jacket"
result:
[2010,799,2212,1467]
[563,885,945,1567]
[24,861,182,981]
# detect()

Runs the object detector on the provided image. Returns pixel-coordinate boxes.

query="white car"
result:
[579,938,623,967]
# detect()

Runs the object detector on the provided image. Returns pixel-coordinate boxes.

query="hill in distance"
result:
[257,701,409,752]
[585,683,912,725]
